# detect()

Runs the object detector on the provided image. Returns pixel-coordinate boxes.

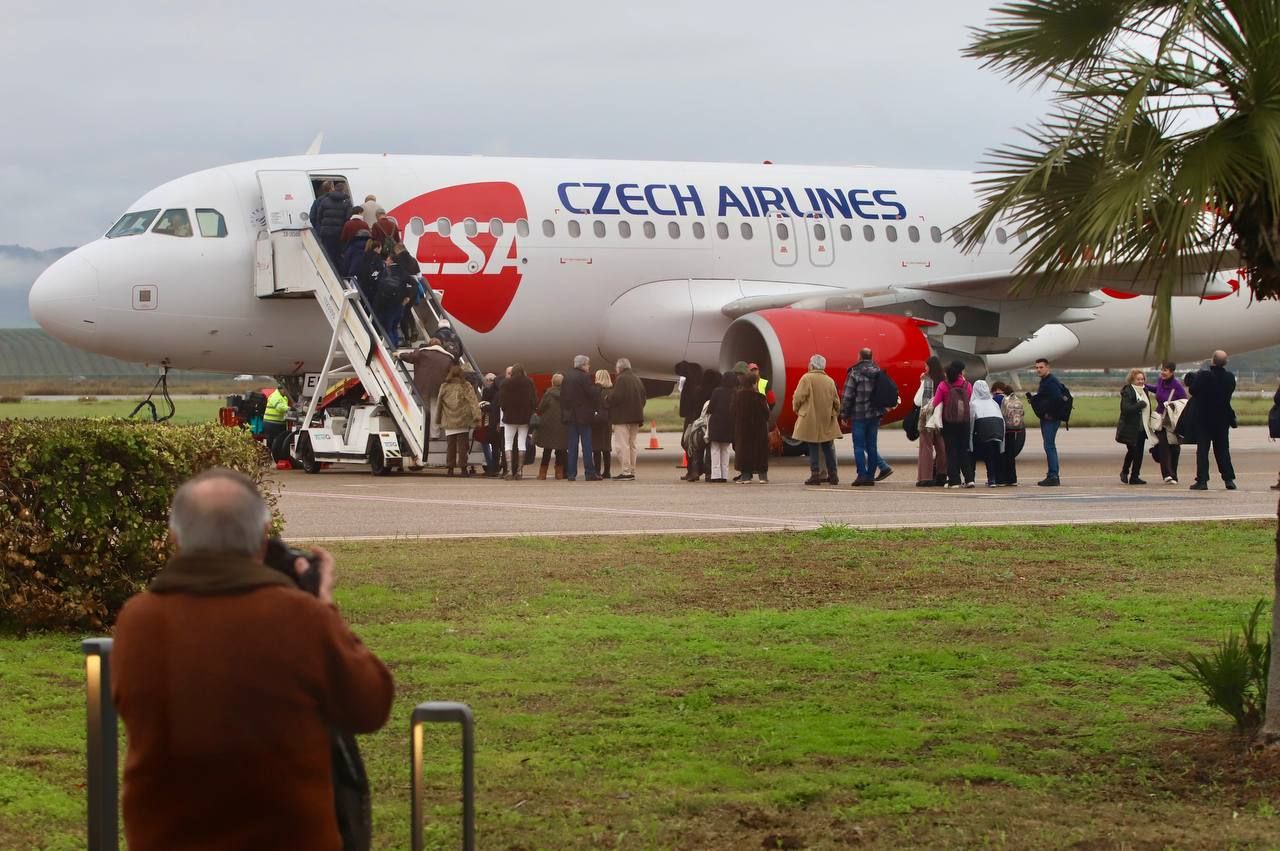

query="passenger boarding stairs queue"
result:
[255,171,485,472]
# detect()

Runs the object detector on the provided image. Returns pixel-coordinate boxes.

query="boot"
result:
[827,471,839,486]
[513,453,523,480]
[538,457,550,480]
[501,452,512,480]
[555,461,565,480]
[804,473,823,486]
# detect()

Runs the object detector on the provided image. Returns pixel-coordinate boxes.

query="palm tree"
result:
[963,0,1280,745]
[961,0,1280,352]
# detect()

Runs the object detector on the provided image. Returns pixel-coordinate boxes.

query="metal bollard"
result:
[82,638,118,851]
[410,701,475,851]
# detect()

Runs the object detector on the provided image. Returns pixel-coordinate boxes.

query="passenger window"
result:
[668,221,681,239]
[814,223,827,241]
[908,225,919,243]
[619,221,632,238]
[153,208,193,237]
[692,222,706,239]
[740,222,753,240]
[840,224,852,241]
[716,222,730,240]
[996,227,1008,244]
[1016,229,1029,245]
[593,220,606,238]
[516,218,530,237]
[195,209,227,238]
[643,221,656,239]
[490,219,504,237]
[776,223,790,240]
[107,209,160,238]
[930,226,942,243]
[408,217,425,236]
[464,218,478,237]
[863,225,875,242]
[886,225,898,242]
[542,219,555,237]
[437,218,452,236]
[568,220,581,238]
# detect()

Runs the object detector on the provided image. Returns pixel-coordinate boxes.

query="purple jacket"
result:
[1150,376,1188,413]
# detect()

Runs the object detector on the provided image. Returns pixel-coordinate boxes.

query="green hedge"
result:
[0,419,280,631]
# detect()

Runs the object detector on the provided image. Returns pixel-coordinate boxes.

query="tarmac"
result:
[276,426,1280,541]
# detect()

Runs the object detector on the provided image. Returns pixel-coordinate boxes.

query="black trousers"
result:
[996,429,1025,484]
[1195,424,1236,484]
[941,422,973,485]
[1121,440,1145,479]
[1156,430,1181,481]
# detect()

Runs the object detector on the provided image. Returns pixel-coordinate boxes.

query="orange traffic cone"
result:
[646,420,661,450]
[678,451,688,469]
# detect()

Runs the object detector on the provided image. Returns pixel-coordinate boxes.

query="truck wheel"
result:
[368,439,388,476]
[296,433,322,474]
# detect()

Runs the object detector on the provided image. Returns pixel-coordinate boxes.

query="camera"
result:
[264,536,322,596]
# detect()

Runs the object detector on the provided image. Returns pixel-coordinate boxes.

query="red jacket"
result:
[340,217,369,246]
[112,555,394,851]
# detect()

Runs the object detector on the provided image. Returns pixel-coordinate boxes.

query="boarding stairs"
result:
[254,170,485,469]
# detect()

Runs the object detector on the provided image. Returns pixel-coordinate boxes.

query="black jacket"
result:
[560,367,600,425]
[675,361,704,420]
[498,374,538,425]
[708,373,737,443]
[1189,365,1237,429]
[356,252,386,303]
[315,191,352,240]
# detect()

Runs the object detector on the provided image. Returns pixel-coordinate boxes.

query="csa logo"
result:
[388,182,527,333]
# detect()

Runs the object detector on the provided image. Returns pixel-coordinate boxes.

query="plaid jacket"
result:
[840,360,884,421]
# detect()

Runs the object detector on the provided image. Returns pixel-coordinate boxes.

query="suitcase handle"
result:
[411,701,475,851]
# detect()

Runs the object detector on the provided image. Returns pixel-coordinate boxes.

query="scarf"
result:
[149,553,296,596]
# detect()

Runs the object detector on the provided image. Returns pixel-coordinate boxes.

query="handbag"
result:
[903,404,921,441]
[924,403,943,431]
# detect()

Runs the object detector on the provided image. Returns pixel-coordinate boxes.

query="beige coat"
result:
[791,368,841,442]
[435,378,481,431]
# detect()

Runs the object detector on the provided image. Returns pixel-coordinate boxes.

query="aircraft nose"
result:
[29,252,100,339]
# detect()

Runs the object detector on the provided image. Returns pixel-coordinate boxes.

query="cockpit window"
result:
[195,209,228,238]
[106,209,160,238]
[153,209,193,237]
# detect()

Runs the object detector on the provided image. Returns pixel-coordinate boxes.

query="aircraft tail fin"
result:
[304,133,324,156]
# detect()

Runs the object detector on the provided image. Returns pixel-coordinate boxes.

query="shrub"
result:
[0,395,21,404]
[1177,600,1271,732]
[0,419,280,631]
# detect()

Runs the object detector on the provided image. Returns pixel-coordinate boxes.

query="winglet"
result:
[304,133,324,156]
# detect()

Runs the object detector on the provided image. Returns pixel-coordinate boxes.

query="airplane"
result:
[28,152,1279,435]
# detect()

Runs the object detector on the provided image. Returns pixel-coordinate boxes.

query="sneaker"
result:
[1225,480,1237,490]
[758,476,769,484]
[1189,482,1207,490]
[963,481,976,489]
[1037,477,1060,487]
[944,483,959,489]
[711,477,727,483]
[736,476,753,484]
[1163,476,1174,484]
[1006,482,1019,487]
[732,474,744,482]
[851,477,874,487]
[875,467,894,482]
[986,482,997,488]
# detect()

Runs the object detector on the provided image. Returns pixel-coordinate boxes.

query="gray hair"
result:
[573,354,590,369]
[809,354,827,370]
[169,468,269,557]
[616,357,632,371]
[551,372,564,386]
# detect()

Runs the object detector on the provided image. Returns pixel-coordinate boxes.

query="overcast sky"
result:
[0,1,1049,324]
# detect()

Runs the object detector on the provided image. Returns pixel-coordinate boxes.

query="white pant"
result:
[503,423,529,452]
[612,423,639,475]
[710,442,732,480]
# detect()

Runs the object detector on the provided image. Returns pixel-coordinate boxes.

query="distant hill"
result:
[0,244,77,326]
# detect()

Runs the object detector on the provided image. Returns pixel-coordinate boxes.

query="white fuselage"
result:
[29,153,1280,378]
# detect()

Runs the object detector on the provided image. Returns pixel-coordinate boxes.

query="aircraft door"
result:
[765,211,797,267]
[804,212,834,267]
[256,170,323,296]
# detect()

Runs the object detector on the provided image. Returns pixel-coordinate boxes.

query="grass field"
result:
[2,523,1278,849]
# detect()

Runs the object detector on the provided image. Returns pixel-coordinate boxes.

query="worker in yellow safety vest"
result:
[748,363,776,406]
[262,385,290,454]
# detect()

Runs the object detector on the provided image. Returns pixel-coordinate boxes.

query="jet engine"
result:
[719,310,934,435]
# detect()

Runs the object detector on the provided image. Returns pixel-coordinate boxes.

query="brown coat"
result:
[791,368,841,442]
[112,554,394,851]
[436,377,482,430]
[399,345,454,403]
[731,383,771,472]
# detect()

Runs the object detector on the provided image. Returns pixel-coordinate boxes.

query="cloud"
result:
[0,0,1050,249]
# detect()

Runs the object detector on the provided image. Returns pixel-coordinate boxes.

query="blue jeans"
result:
[1040,418,1060,478]
[566,422,596,479]
[807,441,837,477]
[851,418,886,479]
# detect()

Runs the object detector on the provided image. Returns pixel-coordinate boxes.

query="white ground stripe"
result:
[294,513,1276,543]
[284,490,817,528]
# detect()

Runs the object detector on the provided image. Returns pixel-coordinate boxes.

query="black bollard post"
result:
[82,638,118,851]
[410,701,475,851]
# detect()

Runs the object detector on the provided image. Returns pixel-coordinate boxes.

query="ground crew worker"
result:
[262,385,290,459]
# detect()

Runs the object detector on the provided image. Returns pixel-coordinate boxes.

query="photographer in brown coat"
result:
[111,469,393,851]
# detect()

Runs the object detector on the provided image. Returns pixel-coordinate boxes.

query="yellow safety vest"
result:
[755,377,769,397]
[264,389,289,423]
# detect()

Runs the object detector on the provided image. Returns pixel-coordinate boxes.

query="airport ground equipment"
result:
[254,173,483,473]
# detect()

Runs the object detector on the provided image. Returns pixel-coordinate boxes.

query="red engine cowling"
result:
[718,309,934,435]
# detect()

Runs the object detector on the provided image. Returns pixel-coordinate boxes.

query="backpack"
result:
[942,382,969,424]
[1057,383,1074,426]
[682,401,710,454]
[1002,394,1025,430]
[871,370,899,411]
